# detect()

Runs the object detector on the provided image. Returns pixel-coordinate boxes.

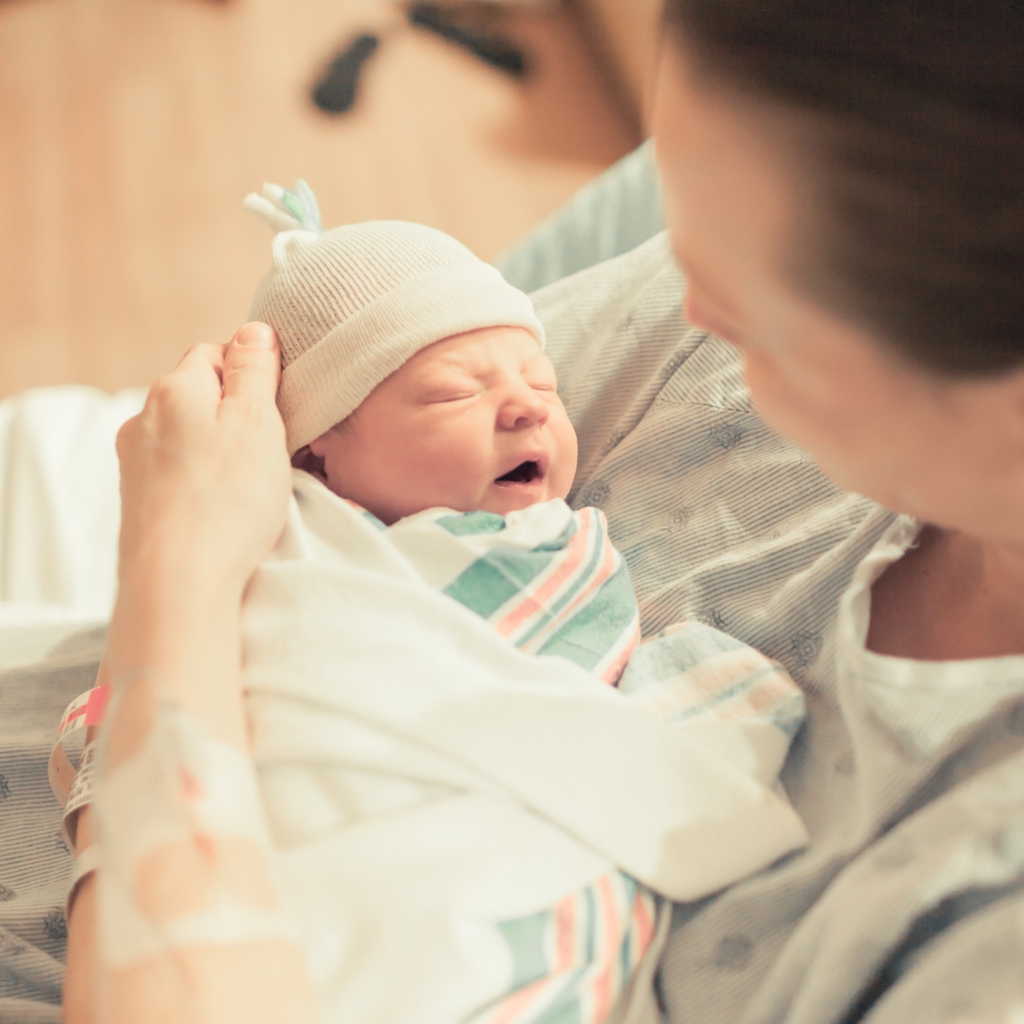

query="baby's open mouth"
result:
[495,460,543,485]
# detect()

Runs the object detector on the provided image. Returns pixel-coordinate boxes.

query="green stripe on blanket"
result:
[537,566,639,671]
[444,548,563,619]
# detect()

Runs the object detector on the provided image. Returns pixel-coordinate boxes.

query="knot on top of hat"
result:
[243,179,323,235]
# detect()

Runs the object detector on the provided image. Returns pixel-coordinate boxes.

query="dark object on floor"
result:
[312,33,381,114]
[407,2,529,77]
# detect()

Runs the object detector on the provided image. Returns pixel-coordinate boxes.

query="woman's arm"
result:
[63,324,317,1024]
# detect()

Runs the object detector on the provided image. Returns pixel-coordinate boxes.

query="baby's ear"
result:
[291,445,326,480]
[309,430,339,457]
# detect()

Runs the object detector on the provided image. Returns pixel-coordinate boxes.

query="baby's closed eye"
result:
[419,382,483,404]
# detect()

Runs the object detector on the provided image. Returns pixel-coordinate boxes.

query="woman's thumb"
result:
[223,322,281,401]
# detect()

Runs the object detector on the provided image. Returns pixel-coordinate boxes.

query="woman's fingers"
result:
[222,322,281,404]
[175,341,227,375]
[114,414,137,463]
[113,322,290,597]
[172,343,229,408]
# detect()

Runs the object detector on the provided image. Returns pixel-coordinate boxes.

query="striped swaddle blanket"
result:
[352,497,805,1024]
[365,498,641,686]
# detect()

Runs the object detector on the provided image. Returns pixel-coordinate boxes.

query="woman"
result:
[65,0,1024,1021]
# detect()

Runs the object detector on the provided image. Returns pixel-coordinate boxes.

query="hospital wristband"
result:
[62,740,100,849]
[49,685,111,847]
[66,842,100,919]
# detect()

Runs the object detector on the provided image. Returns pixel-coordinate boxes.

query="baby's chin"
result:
[341,478,570,524]
[478,482,564,517]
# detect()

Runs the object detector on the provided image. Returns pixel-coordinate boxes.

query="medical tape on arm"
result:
[94,690,300,969]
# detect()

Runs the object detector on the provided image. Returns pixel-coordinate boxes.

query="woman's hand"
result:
[115,322,291,599]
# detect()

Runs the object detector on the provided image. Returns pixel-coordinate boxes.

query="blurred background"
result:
[0,0,662,398]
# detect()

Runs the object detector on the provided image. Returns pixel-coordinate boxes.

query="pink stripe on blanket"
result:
[517,513,621,652]
[495,508,598,638]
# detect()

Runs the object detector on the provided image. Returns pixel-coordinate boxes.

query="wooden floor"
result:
[0,0,638,396]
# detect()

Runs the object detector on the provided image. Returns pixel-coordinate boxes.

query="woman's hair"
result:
[663,0,1023,375]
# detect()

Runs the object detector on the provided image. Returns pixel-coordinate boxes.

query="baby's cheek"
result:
[554,423,579,498]
[411,442,475,502]
[556,468,575,502]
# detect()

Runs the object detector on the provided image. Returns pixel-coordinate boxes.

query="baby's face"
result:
[307,326,578,525]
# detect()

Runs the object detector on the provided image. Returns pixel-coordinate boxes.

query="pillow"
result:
[494,140,665,294]
[0,386,145,620]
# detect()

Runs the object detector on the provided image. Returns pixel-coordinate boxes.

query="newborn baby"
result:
[246,179,641,685]
[239,182,808,1024]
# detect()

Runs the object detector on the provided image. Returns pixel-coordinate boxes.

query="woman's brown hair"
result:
[664,0,1023,375]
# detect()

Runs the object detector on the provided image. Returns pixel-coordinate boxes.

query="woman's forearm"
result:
[65,560,318,1024]
[65,561,247,1024]
[102,554,248,749]
[64,836,97,1024]
[64,559,248,1024]
[64,561,317,1024]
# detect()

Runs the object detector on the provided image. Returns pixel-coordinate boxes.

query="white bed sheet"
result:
[0,386,145,629]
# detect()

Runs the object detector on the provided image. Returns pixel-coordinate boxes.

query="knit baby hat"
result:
[244,180,546,455]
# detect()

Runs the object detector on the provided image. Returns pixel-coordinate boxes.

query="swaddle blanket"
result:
[242,471,809,1024]
[363,497,640,686]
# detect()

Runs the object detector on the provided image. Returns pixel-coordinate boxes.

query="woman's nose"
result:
[498,385,548,431]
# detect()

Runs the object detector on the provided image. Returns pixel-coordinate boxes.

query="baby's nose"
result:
[500,388,547,430]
